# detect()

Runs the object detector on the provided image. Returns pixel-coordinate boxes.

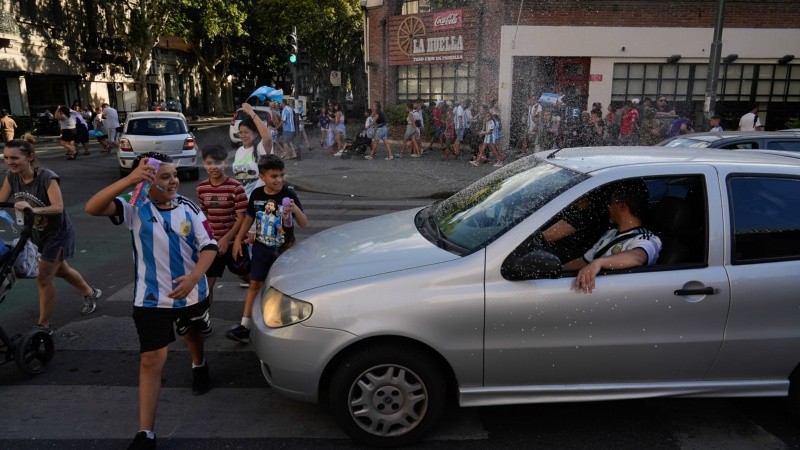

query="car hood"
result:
[269,208,459,294]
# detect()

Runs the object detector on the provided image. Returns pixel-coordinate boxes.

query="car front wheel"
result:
[328,343,447,447]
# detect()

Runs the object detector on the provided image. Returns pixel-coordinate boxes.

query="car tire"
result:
[188,167,200,181]
[119,167,130,179]
[328,343,447,447]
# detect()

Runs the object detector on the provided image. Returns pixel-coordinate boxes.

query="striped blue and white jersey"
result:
[113,195,218,308]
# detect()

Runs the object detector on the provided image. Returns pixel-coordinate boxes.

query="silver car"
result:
[252,147,800,446]
[117,111,199,179]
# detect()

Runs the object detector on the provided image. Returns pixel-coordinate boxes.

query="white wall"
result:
[498,26,800,147]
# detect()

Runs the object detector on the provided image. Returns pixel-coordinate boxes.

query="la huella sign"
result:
[391,8,474,65]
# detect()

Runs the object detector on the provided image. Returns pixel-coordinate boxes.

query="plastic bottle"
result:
[129,158,161,207]
[281,197,293,228]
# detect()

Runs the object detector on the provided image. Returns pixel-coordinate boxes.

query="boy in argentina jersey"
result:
[228,154,308,344]
[85,152,217,450]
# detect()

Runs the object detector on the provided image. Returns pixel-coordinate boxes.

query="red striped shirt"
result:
[196,178,248,240]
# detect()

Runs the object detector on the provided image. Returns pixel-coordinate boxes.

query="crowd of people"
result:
[309,93,771,168]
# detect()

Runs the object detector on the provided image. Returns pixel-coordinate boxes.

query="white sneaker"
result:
[334,151,343,157]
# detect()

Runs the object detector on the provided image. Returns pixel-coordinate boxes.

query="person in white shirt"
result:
[102,103,121,148]
[233,103,272,197]
[738,103,763,131]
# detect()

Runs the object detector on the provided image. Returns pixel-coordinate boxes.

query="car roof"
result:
[537,146,800,174]
[127,111,186,120]
[668,131,800,142]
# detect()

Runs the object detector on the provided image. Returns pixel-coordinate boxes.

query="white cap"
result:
[631,98,640,105]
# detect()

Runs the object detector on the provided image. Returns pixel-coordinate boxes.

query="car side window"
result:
[721,141,759,150]
[766,141,800,151]
[522,175,708,271]
[728,176,800,264]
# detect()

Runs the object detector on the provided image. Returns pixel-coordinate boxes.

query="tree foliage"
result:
[98,0,176,111]
[169,0,248,114]
[236,0,364,105]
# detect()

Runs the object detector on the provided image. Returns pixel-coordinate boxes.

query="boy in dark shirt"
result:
[227,155,308,343]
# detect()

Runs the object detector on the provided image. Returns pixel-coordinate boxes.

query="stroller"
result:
[0,203,54,375]
[340,131,372,159]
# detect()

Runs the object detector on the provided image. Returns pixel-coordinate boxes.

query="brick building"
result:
[363,0,800,136]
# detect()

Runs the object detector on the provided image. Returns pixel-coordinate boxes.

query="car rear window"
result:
[127,119,186,136]
[767,140,800,151]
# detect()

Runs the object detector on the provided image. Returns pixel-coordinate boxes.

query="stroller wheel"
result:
[15,329,54,376]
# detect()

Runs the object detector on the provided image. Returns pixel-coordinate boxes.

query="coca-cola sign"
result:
[432,9,462,31]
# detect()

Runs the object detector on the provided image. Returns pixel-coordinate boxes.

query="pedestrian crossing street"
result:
[2,194,793,448]
[0,194,492,447]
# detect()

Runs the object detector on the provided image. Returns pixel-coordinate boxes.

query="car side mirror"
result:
[501,250,563,281]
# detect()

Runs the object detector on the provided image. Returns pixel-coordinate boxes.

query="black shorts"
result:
[250,243,281,282]
[206,244,250,278]
[60,129,76,142]
[132,299,211,353]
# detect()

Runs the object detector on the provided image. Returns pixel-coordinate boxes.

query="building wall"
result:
[515,0,800,28]
[366,0,800,144]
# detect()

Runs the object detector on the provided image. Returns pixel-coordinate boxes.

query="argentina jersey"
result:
[117,195,218,308]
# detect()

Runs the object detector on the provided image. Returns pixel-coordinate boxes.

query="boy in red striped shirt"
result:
[196,144,250,305]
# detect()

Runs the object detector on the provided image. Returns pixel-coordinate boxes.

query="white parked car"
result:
[117,111,199,180]
[251,147,800,446]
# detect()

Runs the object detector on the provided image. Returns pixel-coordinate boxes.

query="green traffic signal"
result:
[289,54,297,63]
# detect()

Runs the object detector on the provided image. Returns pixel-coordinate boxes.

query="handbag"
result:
[12,238,39,278]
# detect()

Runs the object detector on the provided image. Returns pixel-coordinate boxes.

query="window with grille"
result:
[397,63,475,104]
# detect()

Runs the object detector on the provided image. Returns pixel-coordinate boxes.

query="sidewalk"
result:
[281,143,497,199]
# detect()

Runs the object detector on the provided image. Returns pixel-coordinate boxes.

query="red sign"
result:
[432,9,462,31]
[589,74,603,82]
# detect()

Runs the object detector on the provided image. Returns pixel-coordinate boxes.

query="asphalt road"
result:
[1,124,799,449]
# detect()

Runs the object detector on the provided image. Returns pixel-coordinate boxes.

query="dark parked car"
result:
[659,131,800,151]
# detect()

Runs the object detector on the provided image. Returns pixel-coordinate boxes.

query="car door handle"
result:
[674,287,718,296]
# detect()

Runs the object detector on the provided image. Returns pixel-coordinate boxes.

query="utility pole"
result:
[704,0,725,121]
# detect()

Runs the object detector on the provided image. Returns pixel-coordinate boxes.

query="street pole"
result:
[704,0,725,122]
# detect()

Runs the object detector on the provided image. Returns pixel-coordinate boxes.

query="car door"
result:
[483,166,731,387]
[706,170,800,380]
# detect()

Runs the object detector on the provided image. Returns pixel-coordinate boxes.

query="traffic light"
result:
[288,31,298,64]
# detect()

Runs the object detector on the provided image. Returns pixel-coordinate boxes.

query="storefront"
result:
[388,7,478,104]
[366,0,800,142]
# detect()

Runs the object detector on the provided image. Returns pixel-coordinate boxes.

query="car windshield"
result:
[127,119,186,136]
[660,137,712,148]
[422,157,586,254]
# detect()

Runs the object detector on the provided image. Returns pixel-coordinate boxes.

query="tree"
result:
[98,0,176,111]
[244,0,364,106]
[171,0,248,115]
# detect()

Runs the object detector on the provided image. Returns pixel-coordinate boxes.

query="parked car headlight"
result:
[261,287,313,328]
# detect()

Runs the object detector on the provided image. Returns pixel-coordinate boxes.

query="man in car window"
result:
[562,179,662,293]
[541,188,611,263]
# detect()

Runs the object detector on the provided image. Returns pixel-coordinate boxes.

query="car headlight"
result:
[261,287,313,328]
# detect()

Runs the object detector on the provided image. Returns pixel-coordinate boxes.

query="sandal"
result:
[67,154,77,160]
